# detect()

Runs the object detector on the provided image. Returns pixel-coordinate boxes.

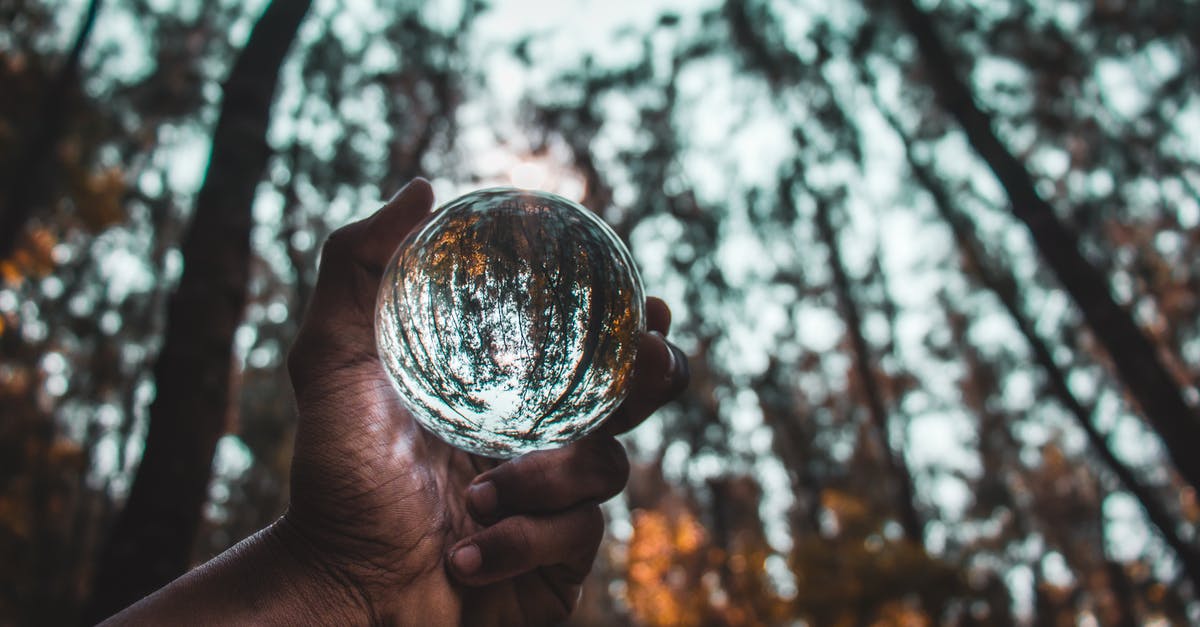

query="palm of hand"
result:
[285,246,591,624]
[283,180,685,625]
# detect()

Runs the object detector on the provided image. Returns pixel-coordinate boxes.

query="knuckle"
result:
[320,225,356,260]
[583,438,629,496]
[579,506,605,547]
[509,517,538,555]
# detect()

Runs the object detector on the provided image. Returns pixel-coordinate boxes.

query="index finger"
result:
[601,299,689,436]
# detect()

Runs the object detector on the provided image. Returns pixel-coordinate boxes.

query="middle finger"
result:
[464,435,630,523]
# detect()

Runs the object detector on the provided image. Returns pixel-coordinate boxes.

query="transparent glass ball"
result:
[375,188,646,458]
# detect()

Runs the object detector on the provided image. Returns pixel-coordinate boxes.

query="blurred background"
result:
[2,0,1200,624]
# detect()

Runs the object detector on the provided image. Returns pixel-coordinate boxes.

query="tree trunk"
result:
[805,182,924,544]
[880,107,1200,593]
[84,0,312,621]
[0,0,103,259]
[892,0,1200,494]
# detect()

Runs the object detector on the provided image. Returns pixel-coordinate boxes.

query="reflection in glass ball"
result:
[375,188,645,458]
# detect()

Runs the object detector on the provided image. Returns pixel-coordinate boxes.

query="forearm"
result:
[99,518,371,626]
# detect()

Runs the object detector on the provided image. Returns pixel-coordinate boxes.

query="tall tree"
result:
[802,177,924,545]
[890,0,1200,493]
[884,105,1200,591]
[0,0,103,259]
[3,0,1196,622]
[85,1,312,620]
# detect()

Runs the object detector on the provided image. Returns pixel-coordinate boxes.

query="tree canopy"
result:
[2,0,1199,624]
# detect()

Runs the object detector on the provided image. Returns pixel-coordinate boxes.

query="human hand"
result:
[281,179,689,625]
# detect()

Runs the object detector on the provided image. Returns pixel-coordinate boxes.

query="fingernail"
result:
[649,331,675,386]
[670,344,689,389]
[467,481,498,520]
[451,543,482,575]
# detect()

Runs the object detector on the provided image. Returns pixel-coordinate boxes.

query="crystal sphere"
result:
[375,188,646,458]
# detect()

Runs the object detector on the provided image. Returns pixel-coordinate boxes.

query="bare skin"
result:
[101,178,689,626]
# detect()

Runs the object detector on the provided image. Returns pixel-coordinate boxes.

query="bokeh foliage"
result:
[2,0,1199,624]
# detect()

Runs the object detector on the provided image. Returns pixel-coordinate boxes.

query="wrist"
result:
[277,509,461,625]
[98,518,375,626]
[262,516,377,625]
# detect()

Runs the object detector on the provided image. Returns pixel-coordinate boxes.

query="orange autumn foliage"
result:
[625,509,710,626]
[70,165,127,232]
[1,227,57,287]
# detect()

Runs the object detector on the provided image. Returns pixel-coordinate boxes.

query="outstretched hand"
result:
[280,179,689,625]
[101,179,687,627]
